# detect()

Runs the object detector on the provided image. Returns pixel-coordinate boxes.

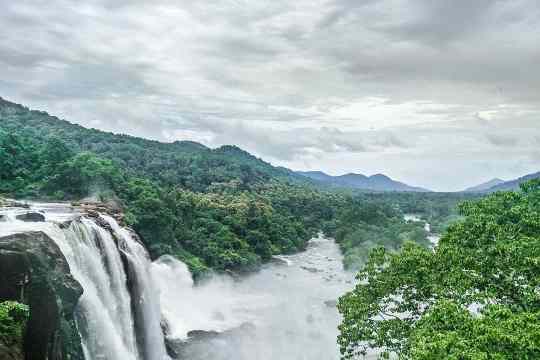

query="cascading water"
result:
[1,202,368,360]
[103,215,168,360]
[0,203,168,360]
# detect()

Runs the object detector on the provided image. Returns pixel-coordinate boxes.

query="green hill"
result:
[0,96,456,275]
[0,97,308,192]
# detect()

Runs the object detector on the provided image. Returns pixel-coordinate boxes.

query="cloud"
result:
[1,0,539,190]
[485,133,519,147]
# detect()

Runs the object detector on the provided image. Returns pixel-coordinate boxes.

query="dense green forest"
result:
[0,98,470,275]
[338,180,540,359]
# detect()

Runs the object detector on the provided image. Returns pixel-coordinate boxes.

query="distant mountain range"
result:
[462,178,505,192]
[463,172,540,193]
[484,172,540,192]
[296,171,430,192]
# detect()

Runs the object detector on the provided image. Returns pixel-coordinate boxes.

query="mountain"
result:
[484,171,540,192]
[296,171,429,192]
[462,178,505,192]
[0,97,310,191]
[296,171,335,182]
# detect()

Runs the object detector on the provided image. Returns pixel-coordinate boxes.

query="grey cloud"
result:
[1,0,540,190]
[485,133,519,147]
[376,0,499,46]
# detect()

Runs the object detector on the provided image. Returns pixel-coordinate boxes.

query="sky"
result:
[1,0,539,191]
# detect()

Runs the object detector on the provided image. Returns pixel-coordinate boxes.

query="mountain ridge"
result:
[484,171,540,192]
[296,170,429,192]
[0,96,312,190]
[462,178,505,192]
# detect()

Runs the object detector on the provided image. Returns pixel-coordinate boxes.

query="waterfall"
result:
[102,215,168,360]
[0,205,169,360]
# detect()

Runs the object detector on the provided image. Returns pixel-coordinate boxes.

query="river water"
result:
[154,234,356,360]
[1,202,358,360]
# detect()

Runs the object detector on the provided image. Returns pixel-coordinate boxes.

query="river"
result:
[1,202,359,360]
[154,234,356,360]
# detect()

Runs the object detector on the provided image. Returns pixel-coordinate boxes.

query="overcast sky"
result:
[2,0,539,191]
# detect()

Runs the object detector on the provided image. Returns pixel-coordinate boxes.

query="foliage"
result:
[0,301,29,347]
[338,180,540,359]
[0,98,309,191]
[408,302,540,359]
[0,98,457,274]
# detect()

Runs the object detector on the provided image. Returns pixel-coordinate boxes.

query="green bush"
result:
[0,301,29,346]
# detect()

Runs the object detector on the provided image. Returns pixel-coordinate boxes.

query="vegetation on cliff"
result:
[0,301,28,357]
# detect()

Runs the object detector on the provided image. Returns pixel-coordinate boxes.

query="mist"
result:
[152,236,359,360]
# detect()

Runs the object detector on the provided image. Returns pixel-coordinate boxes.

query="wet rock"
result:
[0,199,30,209]
[0,214,6,222]
[271,256,289,266]
[187,330,221,341]
[0,231,84,360]
[301,266,321,273]
[15,212,45,222]
[169,322,257,359]
[165,336,186,359]
[74,201,126,225]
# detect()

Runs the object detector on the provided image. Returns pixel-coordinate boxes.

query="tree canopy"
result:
[338,180,540,359]
[0,98,468,277]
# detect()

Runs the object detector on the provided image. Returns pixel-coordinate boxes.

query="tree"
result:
[338,180,540,359]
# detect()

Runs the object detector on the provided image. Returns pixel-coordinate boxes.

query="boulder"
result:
[0,231,84,360]
[14,213,45,222]
[167,322,257,359]
[301,266,321,273]
[187,330,221,341]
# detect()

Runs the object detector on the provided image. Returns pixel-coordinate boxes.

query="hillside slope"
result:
[0,97,309,191]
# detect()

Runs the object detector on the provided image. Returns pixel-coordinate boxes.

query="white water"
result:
[153,234,358,360]
[0,204,168,360]
[404,213,440,246]
[104,215,168,360]
[1,203,365,360]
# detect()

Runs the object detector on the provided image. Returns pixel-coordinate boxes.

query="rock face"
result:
[14,213,45,222]
[165,322,256,359]
[0,231,84,360]
[168,322,257,360]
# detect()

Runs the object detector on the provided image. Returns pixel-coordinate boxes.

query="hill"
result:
[462,178,505,192]
[0,97,309,191]
[484,171,540,192]
[0,96,452,276]
[296,171,429,192]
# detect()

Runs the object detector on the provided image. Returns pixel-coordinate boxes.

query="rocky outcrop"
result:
[0,232,84,360]
[14,213,45,223]
[72,201,125,225]
[166,322,256,359]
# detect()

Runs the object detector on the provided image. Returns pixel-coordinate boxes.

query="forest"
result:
[338,180,540,358]
[0,98,467,276]
[1,98,538,359]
